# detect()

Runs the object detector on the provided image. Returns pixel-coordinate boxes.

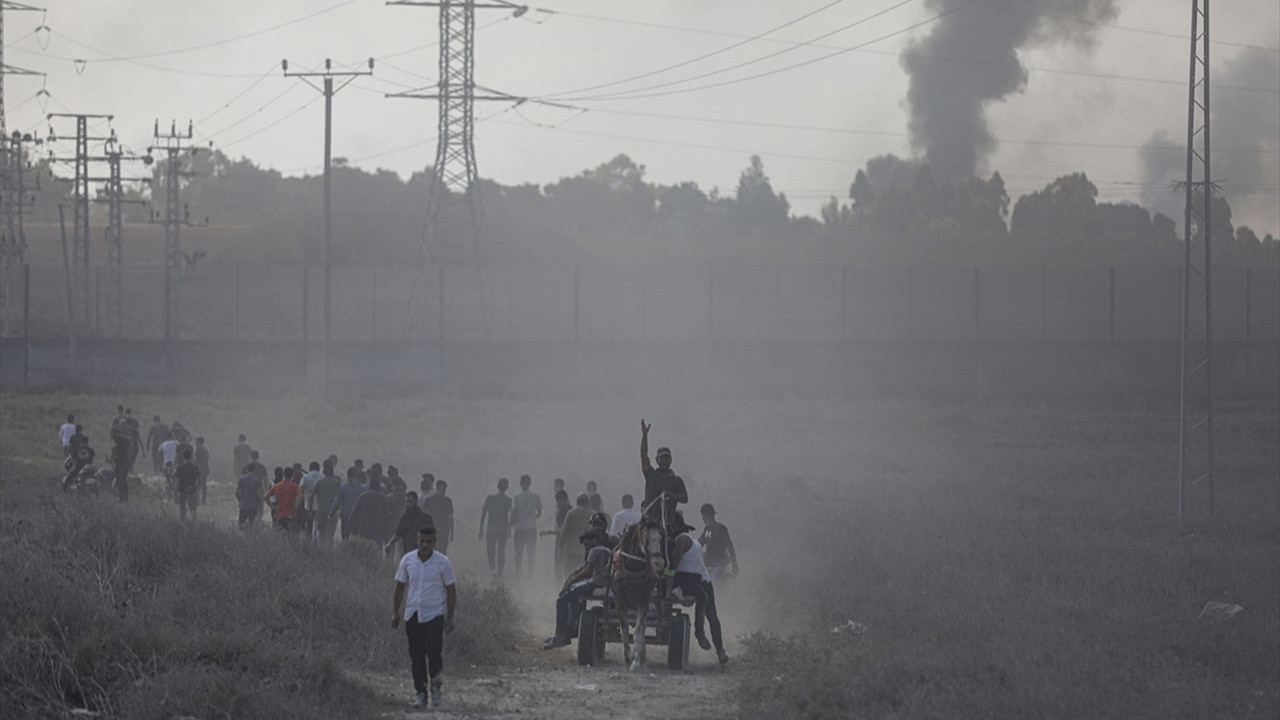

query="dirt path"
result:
[358,650,734,719]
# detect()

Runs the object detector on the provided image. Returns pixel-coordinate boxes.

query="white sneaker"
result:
[671,587,685,602]
[412,691,427,709]
[430,679,443,707]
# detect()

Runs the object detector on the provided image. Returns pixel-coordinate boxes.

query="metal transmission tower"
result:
[148,120,202,342]
[1,2,44,140]
[1177,0,1215,520]
[282,57,374,397]
[94,133,150,337]
[388,0,526,339]
[48,112,112,333]
[0,130,37,334]
[1,2,44,335]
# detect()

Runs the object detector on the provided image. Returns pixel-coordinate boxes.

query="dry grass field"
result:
[0,392,1276,719]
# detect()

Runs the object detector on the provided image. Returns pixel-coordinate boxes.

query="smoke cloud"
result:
[901,0,1119,180]
[1139,51,1280,236]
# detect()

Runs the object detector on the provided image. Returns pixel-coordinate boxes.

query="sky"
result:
[5,0,1278,233]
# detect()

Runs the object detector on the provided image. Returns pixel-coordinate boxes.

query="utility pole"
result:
[388,0,527,342]
[93,132,150,337]
[1177,0,1214,520]
[282,57,374,397]
[148,120,204,342]
[1,2,44,336]
[48,112,112,334]
[0,130,37,335]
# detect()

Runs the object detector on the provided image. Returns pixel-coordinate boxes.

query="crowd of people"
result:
[56,409,739,710]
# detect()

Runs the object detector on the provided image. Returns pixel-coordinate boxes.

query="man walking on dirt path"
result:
[175,449,202,522]
[640,419,688,527]
[542,529,611,650]
[387,491,431,558]
[420,479,453,555]
[314,461,342,546]
[510,475,542,578]
[147,416,170,475]
[392,526,456,709]
[479,478,512,576]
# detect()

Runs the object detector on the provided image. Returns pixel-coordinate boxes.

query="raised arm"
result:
[641,419,652,472]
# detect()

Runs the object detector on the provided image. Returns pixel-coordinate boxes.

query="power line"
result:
[193,64,280,126]
[1001,1,1280,54]
[544,0,928,102]
[527,6,1279,96]
[218,95,320,150]
[535,1,1278,55]
[558,106,1280,155]
[49,0,361,63]
[549,0,988,102]
[540,0,861,98]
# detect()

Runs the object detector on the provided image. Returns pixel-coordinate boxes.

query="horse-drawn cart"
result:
[576,587,692,670]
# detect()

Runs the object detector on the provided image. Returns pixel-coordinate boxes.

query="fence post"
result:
[234,264,241,341]
[95,266,102,336]
[1041,266,1048,339]
[906,266,913,340]
[1109,267,1116,385]
[1244,267,1251,383]
[775,266,782,342]
[973,267,981,341]
[23,264,30,390]
[371,267,377,343]
[302,265,310,347]
[437,264,445,391]
[573,266,580,343]
[707,267,713,341]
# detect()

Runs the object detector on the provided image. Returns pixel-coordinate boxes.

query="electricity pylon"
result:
[1177,0,1214,520]
[388,0,527,342]
[48,112,112,333]
[148,120,203,342]
[94,132,150,337]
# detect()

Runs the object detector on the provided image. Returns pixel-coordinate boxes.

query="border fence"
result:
[2,261,1277,398]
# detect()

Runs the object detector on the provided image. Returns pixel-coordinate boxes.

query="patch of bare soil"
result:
[357,649,734,720]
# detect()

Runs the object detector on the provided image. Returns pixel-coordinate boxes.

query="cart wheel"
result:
[667,613,691,671]
[578,608,603,666]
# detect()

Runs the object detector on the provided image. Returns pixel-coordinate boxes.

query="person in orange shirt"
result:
[265,469,303,535]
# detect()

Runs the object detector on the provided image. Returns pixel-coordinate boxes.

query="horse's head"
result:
[617,519,667,580]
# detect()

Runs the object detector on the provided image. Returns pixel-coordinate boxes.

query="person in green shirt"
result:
[478,477,512,576]
[313,460,343,547]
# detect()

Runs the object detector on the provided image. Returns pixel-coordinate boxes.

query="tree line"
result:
[26,147,1278,267]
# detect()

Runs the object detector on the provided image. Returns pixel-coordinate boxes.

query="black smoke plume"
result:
[901,0,1119,180]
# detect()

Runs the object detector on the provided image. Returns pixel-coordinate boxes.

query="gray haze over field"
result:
[6,0,1279,232]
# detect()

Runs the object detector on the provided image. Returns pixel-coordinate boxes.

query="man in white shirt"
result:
[297,461,324,540]
[58,415,77,456]
[158,437,179,469]
[610,493,642,537]
[391,526,457,709]
[670,514,728,665]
